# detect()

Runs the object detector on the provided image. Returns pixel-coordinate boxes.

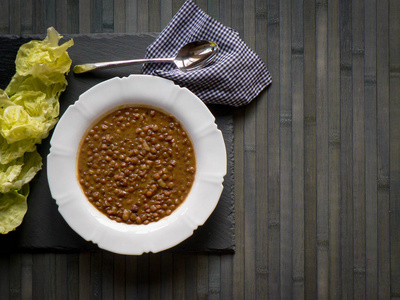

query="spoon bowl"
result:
[73,40,219,74]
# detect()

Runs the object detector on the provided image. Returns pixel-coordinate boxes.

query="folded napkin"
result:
[142,0,272,107]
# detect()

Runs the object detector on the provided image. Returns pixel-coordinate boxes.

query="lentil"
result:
[77,105,196,225]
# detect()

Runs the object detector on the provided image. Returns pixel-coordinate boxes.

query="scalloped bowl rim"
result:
[47,75,227,255]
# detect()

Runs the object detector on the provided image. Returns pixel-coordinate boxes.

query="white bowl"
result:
[47,75,227,255]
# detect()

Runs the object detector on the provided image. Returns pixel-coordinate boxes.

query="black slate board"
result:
[0,33,235,253]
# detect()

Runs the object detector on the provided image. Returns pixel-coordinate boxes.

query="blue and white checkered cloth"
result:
[142,0,272,107]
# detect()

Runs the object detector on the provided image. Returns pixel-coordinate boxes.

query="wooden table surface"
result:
[1,0,399,299]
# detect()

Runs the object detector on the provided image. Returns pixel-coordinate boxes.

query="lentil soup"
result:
[77,105,196,225]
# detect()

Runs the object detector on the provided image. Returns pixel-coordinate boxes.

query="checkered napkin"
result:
[142,0,272,107]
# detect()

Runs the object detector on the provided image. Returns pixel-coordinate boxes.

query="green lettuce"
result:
[0,135,37,165]
[0,92,47,143]
[5,72,67,100]
[12,27,74,86]
[0,184,29,234]
[0,27,73,234]
[0,151,42,194]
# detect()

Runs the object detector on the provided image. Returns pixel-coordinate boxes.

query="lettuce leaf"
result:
[0,27,73,234]
[0,151,42,194]
[11,91,59,136]
[0,135,37,165]
[13,27,74,86]
[10,91,51,118]
[0,94,47,143]
[5,73,67,100]
[6,76,63,121]
[0,184,29,234]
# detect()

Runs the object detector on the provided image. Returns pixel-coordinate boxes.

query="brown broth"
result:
[77,105,196,225]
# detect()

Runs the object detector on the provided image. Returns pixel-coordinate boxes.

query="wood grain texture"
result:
[389,0,400,297]
[79,0,91,33]
[328,0,341,299]
[303,0,317,298]
[137,254,150,299]
[125,255,138,298]
[103,0,114,32]
[231,0,245,298]
[160,0,173,28]
[32,0,45,33]
[114,0,126,32]
[339,0,354,298]
[255,0,269,298]
[114,254,126,299]
[196,254,208,299]
[137,0,149,32]
[55,254,68,299]
[90,0,102,32]
[364,0,378,299]
[266,0,281,297]
[9,254,21,299]
[173,254,185,299]
[148,0,161,31]
[315,1,329,297]
[9,0,21,34]
[244,0,257,299]
[20,0,33,34]
[291,0,305,298]
[126,0,138,33]
[376,0,391,298]
[78,252,91,299]
[0,0,10,34]
[21,254,33,300]
[0,255,10,300]
[160,253,173,298]
[67,254,79,299]
[208,255,221,299]
[56,0,68,33]
[1,0,398,298]
[90,252,102,299]
[32,254,56,299]
[279,0,292,298]
[352,0,366,298]
[67,1,78,35]
[45,0,56,30]
[185,254,197,298]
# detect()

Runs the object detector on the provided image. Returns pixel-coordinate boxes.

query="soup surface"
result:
[77,105,196,225]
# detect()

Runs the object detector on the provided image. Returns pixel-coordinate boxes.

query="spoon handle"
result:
[73,57,175,74]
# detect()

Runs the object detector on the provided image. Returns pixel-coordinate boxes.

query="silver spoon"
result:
[73,40,219,74]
